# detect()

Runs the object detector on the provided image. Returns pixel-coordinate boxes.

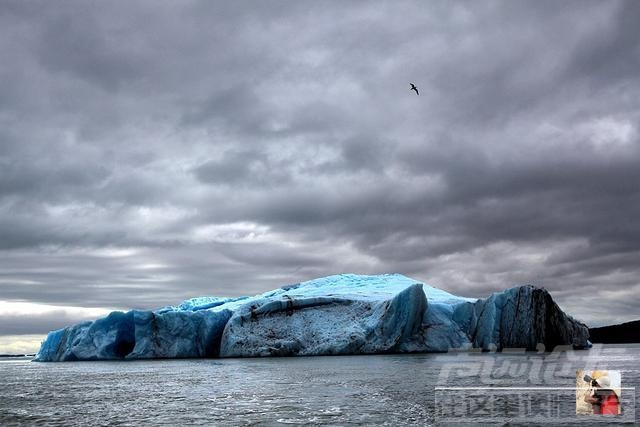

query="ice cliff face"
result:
[35,274,590,361]
[220,275,426,357]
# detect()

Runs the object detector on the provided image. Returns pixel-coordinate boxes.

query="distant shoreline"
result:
[0,354,35,358]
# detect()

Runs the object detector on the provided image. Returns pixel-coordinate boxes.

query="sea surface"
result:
[1,344,638,426]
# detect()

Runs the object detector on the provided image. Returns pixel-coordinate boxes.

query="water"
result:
[1,345,638,426]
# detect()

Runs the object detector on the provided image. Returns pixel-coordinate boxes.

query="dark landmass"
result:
[589,320,640,344]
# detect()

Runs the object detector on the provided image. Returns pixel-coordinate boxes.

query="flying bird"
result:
[410,83,419,95]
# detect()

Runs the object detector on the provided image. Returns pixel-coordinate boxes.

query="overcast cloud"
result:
[1,1,639,352]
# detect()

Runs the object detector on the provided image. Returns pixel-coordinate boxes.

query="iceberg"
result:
[35,274,590,361]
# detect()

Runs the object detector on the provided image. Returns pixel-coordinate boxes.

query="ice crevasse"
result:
[35,274,590,361]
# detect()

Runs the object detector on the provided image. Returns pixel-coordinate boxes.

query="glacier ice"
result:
[35,274,590,361]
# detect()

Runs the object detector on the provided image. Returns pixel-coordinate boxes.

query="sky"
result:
[1,1,639,354]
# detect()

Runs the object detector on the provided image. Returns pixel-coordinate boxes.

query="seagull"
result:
[410,83,419,95]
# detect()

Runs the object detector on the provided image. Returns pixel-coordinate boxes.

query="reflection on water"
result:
[0,344,638,426]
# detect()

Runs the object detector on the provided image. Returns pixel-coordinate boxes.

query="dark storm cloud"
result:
[36,11,144,92]
[1,0,639,346]
[566,0,640,84]
[0,158,109,199]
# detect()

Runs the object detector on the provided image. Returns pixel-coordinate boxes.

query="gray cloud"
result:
[194,149,291,188]
[0,312,94,336]
[1,1,639,345]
